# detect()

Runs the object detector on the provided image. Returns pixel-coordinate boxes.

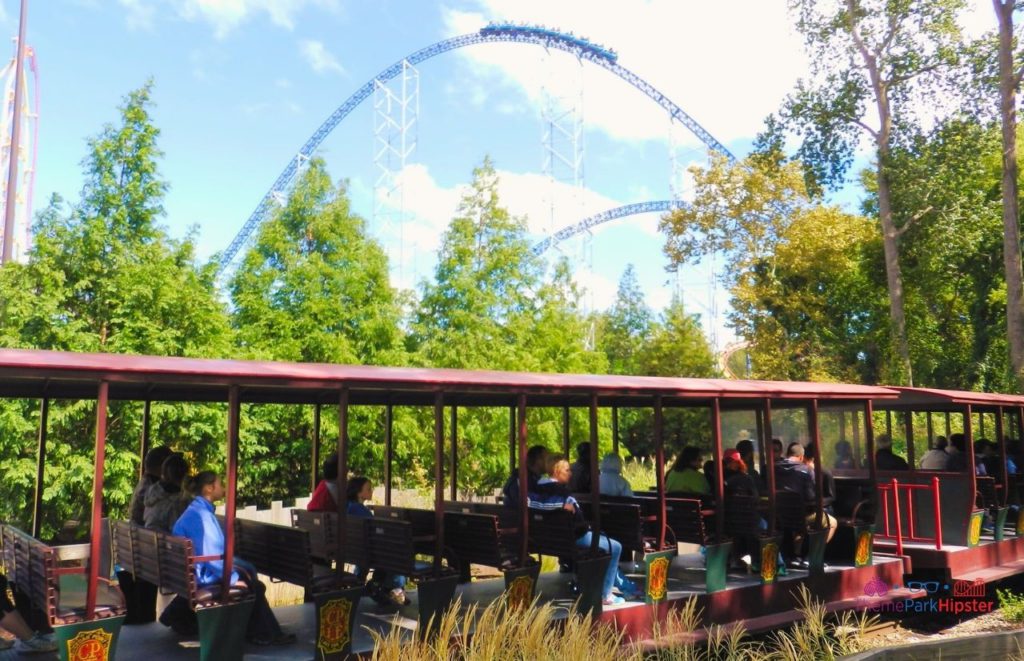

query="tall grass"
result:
[620,457,657,493]
[367,585,878,660]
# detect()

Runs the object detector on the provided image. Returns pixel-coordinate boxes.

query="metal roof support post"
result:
[711,398,725,540]
[809,400,825,527]
[612,406,619,455]
[562,406,570,457]
[384,402,393,506]
[589,394,601,552]
[85,381,108,620]
[31,395,48,538]
[433,392,445,575]
[997,406,1008,506]
[764,399,777,536]
[905,411,916,471]
[509,406,516,476]
[965,405,976,499]
[336,388,350,579]
[866,400,877,483]
[311,403,321,495]
[222,385,240,601]
[517,395,529,566]
[852,407,862,466]
[139,399,151,480]
[450,406,458,502]
[926,412,934,446]
[654,395,666,548]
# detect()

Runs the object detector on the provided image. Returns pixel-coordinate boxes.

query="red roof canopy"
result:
[884,386,1024,409]
[0,348,899,406]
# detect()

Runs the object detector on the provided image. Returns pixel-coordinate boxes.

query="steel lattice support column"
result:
[373,58,418,285]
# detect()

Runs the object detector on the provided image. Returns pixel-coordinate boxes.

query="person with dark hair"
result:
[172,472,295,646]
[502,445,561,507]
[307,451,340,512]
[834,441,856,470]
[0,573,56,652]
[121,444,173,625]
[345,476,408,607]
[802,444,837,543]
[775,443,815,504]
[736,439,756,472]
[665,446,710,496]
[977,440,1000,478]
[144,453,191,533]
[947,433,968,471]
[875,434,909,471]
[569,442,592,493]
[920,437,951,471]
[771,438,784,460]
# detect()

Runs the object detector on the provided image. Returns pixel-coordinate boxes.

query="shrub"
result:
[998,588,1024,623]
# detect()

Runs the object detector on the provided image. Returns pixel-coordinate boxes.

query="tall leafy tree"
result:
[598,265,652,375]
[636,296,717,379]
[0,83,231,536]
[993,0,1024,388]
[781,0,965,385]
[229,157,406,503]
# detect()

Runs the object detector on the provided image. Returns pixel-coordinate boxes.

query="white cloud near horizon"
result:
[176,0,341,38]
[299,39,346,75]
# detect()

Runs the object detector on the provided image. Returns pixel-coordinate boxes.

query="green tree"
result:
[598,265,652,375]
[0,84,231,537]
[229,157,406,503]
[781,0,966,385]
[412,158,602,491]
[636,296,717,379]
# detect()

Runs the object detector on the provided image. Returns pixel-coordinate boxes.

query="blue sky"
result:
[4,0,996,351]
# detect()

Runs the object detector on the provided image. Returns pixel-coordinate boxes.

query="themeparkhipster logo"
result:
[858,576,994,615]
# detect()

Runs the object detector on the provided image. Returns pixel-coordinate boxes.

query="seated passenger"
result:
[529,457,639,604]
[723,449,758,498]
[834,441,856,470]
[978,440,1000,478]
[875,435,909,471]
[736,439,764,489]
[802,444,837,544]
[598,454,634,497]
[144,453,190,533]
[920,437,951,470]
[569,442,593,493]
[308,451,340,512]
[345,477,408,607]
[946,433,968,471]
[173,472,295,647]
[0,573,56,652]
[122,445,173,625]
[502,445,562,508]
[665,446,711,497]
[774,443,837,562]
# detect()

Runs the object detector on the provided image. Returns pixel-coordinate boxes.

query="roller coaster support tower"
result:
[216,23,735,277]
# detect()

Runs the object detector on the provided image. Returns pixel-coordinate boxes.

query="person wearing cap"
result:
[598,454,633,497]
[875,434,908,471]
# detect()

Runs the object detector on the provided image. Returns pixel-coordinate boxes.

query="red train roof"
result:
[887,386,1024,408]
[0,348,898,406]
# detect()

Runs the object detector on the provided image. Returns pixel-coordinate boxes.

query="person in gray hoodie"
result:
[144,453,190,533]
[598,454,633,497]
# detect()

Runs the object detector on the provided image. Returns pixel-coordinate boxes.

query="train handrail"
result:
[876,476,942,552]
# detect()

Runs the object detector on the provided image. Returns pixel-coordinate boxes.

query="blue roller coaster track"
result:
[531,200,686,255]
[217,23,735,275]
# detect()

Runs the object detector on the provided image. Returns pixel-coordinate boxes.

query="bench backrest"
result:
[290,510,369,568]
[112,520,135,577]
[579,502,644,553]
[365,517,418,575]
[775,491,809,531]
[976,476,999,509]
[663,498,707,545]
[443,511,509,569]
[373,506,436,536]
[234,518,312,587]
[0,526,59,624]
[526,508,579,558]
[723,494,761,538]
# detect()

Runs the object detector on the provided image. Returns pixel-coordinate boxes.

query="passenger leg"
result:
[235,562,294,646]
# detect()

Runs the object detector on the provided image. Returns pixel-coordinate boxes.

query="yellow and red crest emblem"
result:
[67,627,113,661]
[647,556,670,601]
[968,513,983,547]
[318,597,353,655]
[506,575,534,610]
[855,531,872,567]
[760,543,778,583]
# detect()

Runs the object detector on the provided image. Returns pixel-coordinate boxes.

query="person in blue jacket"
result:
[173,471,295,647]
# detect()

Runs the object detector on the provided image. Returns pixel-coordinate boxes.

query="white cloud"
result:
[119,0,156,30]
[441,1,811,148]
[299,39,346,76]
[176,0,340,38]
